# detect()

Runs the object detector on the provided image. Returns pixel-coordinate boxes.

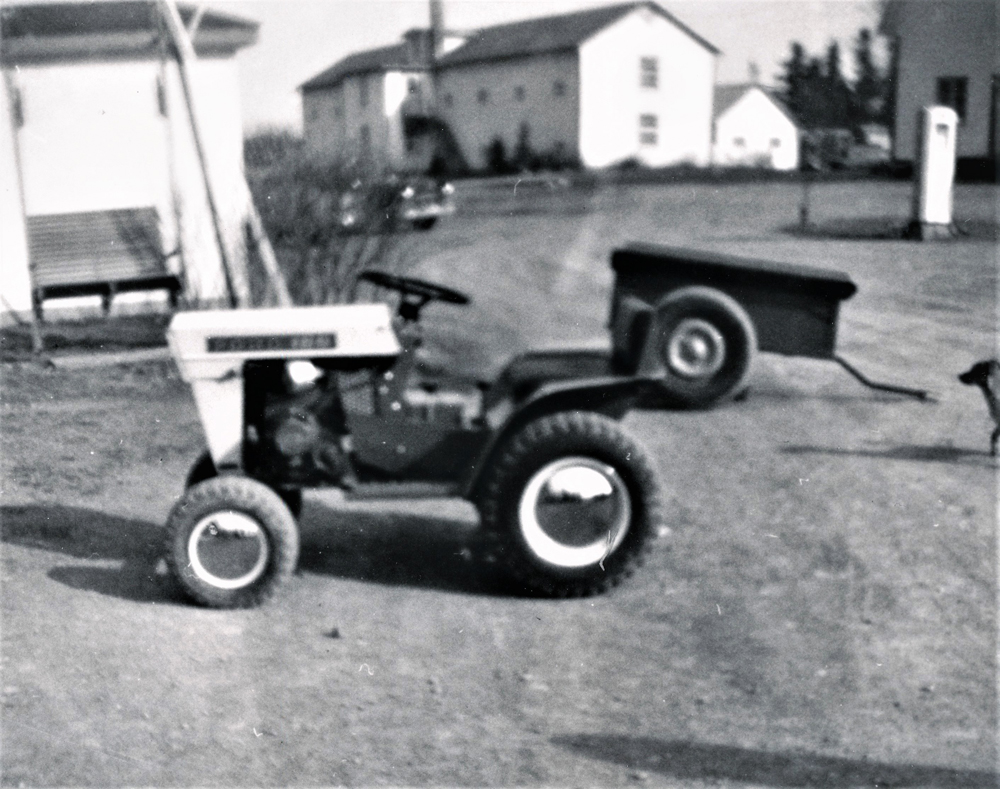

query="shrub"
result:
[243,131,413,305]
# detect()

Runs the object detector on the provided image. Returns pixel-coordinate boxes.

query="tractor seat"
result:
[609,295,655,376]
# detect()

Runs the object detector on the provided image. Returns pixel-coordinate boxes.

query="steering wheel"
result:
[360,270,470,321]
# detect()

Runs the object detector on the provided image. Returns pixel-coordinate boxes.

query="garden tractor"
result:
[165,270,666,607]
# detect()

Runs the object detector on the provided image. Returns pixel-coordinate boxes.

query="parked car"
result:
[339,176,455,232]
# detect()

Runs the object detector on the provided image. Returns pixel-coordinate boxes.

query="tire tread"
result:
[479,411,662,597]
[165,476,299,608]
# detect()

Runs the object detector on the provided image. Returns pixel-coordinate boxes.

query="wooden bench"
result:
[27,208,181,321]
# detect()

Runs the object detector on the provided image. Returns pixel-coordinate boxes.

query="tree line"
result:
[777,28,896,134]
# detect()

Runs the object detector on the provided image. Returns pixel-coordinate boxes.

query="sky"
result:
[214,0,886,133]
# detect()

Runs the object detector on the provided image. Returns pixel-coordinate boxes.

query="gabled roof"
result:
[300,1,718,91]
[300,42,417,92]
[438,1,718,67]
[0,1,258,63]
[712,83,799,128]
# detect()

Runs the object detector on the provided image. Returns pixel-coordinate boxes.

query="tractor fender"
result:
[462,375,660,500]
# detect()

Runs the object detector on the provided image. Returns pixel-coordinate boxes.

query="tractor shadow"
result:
[1,500,507,602]
[781,443,994,466]
[553,735,996,788]
[297,497,509,596]
[1,503,184,604]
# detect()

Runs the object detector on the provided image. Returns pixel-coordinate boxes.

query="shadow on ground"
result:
[553,735,997,788]
[1,504,183,604]
[297,499,508,596]
[1,501,506,602]
[780,216,999,241]
[781,443,993,465]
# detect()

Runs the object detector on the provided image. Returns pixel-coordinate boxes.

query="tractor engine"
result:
[243,360,354,487]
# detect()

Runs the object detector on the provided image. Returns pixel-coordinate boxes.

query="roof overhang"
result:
[0,1,258,65]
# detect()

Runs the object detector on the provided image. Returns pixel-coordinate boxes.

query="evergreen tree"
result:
[852,28,885,126]
[822,41,853,127]
[779,42,810,122]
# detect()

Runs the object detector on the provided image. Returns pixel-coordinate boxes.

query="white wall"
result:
[436,52,579,170]
[579,6,716,168]
[0,74,32,319]
[164,55,251,306]
[3,53,252,312]
[890,0,998,161]
[12,60,171,217]
[302,85,344,161]
[712,88,799,170]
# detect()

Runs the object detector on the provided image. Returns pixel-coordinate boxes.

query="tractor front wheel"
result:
[184,451,302,518]
[166,476,300,608]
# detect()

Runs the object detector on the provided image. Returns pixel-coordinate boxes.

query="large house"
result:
[711,84,799,171]
[300,1,719,172]
[1,0,259,321]
[879,0,998,177]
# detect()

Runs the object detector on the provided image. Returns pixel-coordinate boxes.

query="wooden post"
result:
[156,0,239,307]
[156,0,290,308]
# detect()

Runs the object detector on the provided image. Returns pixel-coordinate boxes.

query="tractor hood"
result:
[168,304,400,382]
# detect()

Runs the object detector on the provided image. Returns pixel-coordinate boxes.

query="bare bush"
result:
[244,131,411,305]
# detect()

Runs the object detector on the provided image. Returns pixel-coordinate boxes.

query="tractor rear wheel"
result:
[478,412,662,597]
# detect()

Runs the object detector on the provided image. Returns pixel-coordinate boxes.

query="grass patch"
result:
[782,216,999,241]
[0,313,170,359]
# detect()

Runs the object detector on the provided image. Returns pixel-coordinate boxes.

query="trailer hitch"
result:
[833,355,935,402]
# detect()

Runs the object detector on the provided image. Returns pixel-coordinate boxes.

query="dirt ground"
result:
[1,180,997,787]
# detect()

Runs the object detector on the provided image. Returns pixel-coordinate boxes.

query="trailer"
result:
[609,243,930,407]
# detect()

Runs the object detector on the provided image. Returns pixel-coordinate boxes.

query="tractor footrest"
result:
[344,481,460,500]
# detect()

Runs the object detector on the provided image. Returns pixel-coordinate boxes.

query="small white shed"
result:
[711,84,799,171]
[1,0,259,322]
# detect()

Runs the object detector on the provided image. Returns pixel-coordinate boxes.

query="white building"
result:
[1,0,259,321]
[711,84,799,171]
[879,0,998,176]
[300,1,719,172]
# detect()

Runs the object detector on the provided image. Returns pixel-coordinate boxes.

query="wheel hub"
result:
[518,457,631,569]
[188,510,270,590]
[665,318,726,379]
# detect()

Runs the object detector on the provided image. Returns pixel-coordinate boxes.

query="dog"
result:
[959,360,1000,456]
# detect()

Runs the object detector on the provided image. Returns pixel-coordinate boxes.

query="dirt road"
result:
[2,181,996,787]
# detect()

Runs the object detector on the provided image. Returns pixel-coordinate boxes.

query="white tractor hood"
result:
[168,304,401,382]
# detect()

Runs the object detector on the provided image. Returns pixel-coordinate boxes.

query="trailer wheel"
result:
[478,412,662,597]
[653,286,757,408]
[184,451,302,518]
[166,476,300,608]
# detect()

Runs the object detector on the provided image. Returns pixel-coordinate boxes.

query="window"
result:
[937,76,968,122]
[553,80,566,97]
[734,137,746,147]
[514,85,526,102]
[639,113,658,145]
[358,76,369,109]
[640,57,658,89]
[477,88,489,105]
[770,138,781,148]
[407,77,420,95]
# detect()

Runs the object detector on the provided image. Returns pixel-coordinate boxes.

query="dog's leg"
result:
[992,426,999,457]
